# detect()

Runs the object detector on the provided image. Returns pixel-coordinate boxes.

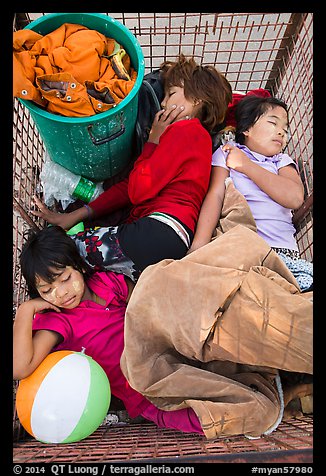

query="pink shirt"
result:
[32,271,149,418]
[32,271,203,434]
[212,144,298,250]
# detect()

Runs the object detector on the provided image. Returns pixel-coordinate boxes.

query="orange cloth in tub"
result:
[13,23,137,116]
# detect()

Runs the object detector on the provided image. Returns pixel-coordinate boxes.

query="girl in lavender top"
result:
[188,95,313,291]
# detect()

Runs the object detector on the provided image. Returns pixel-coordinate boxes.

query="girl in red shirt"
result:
[32,54,232,281]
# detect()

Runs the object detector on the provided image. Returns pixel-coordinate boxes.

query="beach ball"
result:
[16,350,111,444]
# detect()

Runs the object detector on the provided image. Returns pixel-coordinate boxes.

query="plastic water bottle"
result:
[40,153,104,207]
[71,174,103,202]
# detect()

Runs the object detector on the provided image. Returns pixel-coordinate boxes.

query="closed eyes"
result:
[267,121,288,135]
[41,274,71,294]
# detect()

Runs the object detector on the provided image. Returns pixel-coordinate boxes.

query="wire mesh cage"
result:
[13,13,313,462]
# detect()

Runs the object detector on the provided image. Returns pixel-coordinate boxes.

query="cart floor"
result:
[13,415,312,463]
[12,12,314,467]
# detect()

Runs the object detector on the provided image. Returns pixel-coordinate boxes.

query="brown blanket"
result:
[121,179,312,439]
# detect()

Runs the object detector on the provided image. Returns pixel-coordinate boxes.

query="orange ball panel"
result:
[16,350,74,437]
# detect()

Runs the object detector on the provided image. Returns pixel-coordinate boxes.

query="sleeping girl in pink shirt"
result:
[13,225,203,435]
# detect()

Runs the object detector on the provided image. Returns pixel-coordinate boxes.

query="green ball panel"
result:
[62,353,111,444]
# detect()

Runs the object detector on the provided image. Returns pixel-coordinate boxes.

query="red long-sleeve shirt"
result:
[89,118,212,233]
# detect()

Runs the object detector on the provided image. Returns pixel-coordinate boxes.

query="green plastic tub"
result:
[19,13,145,181]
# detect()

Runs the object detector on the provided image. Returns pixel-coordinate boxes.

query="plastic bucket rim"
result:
[19,12,145,124]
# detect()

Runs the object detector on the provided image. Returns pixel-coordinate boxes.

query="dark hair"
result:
[160,54,233,134]
[235,95,289,144]
[20,225,93,298]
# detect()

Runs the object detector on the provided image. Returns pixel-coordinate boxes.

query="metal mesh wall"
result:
[13,13,313,311]
[13,13,313,460]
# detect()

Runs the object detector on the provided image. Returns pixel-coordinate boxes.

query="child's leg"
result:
[141,404,204,435]
[118,216,192,271]
[71,216,192,281]
[273,248,313,292]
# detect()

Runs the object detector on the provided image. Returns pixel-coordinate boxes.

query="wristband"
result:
[83,204,92,223]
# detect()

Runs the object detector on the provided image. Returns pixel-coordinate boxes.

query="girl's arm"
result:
[30,109,186,227]
[188,166,229,253]
[125,277,135,303]
[13,298,61,380]
[224,145,304,210]
[31,177,131,229]
[147,105,187,145]
[31,196,90,230]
